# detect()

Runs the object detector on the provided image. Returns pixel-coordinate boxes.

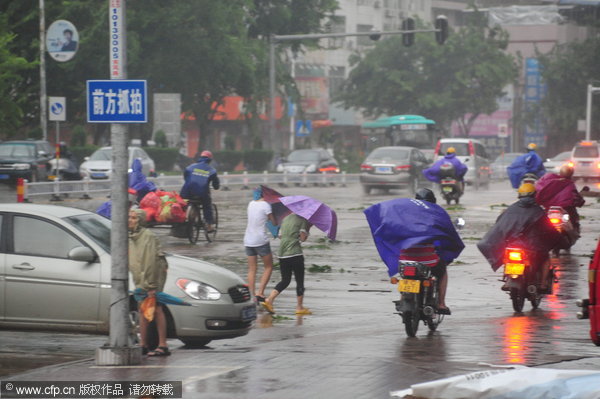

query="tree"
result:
[537,38,600,149]
[336,15,517,136]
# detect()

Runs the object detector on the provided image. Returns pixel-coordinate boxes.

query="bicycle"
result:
[185,199,218,243]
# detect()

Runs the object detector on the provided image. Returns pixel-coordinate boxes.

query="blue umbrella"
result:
[132,288,191,306]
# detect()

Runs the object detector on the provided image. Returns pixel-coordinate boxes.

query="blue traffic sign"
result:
[87,80,147,123]
[295,120,312,137]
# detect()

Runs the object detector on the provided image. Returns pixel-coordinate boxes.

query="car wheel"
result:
[180,338,212,348]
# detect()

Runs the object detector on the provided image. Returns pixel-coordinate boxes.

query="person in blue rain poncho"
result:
[423,147,468,186]
[506,143,546,189]
[364,189,464,314]
[128,158,157,203]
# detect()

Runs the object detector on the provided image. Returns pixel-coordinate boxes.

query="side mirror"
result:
[454,217,465,230]
[84,156,90,161]
[582,186,591,192]
[68,246,96,263]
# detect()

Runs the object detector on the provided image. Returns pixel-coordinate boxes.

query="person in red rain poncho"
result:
[534,164,586,232]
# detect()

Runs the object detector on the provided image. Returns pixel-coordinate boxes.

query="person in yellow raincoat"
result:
[128,208,169,356]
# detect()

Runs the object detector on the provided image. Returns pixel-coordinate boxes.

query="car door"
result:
[3,213,102,328]
[412,149,428,184]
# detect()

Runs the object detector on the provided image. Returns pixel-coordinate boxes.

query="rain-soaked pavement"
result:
[1,180,599,397]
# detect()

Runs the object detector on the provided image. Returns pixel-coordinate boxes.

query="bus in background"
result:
[361,115,438,160]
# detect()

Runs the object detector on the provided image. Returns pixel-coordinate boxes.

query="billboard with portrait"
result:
[47,20,79,62]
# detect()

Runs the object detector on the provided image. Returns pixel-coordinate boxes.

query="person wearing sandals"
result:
[261,214,312,315]
[128,208,170,357]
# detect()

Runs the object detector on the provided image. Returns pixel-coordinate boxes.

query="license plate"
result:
[0,174,9,180]
[91,173,107,178]
[442,186,453,193]
[505,263,525,275]
[241,305,257,321]
[376,166,392,174]
[398,279,421,293]
[580,162,591,166]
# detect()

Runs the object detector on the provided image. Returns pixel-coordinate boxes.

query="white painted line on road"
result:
[182,366,245,386]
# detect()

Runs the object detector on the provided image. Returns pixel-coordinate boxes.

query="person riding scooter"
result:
[423,147,468,188]
[477,183,563,292]
[535,164,586,234]
[507,143,546,189]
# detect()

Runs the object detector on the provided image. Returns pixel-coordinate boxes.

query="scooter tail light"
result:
[549,218,561,225]
[506,249,524,262]
[402,266,417,277]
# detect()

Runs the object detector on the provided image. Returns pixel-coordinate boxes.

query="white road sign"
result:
[49,97,66,121]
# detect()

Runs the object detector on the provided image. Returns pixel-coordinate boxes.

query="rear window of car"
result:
[367,148,409,161]
[288,150,319,162]
[438,143,469,156]
[574,146,599,158]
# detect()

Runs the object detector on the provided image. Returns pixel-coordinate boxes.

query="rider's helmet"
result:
[517,182,536,198]
[200,150,213,160]
[446,147,456,155]
[559,164,574,179]
[415,188,437,204]
[526,143,537,151]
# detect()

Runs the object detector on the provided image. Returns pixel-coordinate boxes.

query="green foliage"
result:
[213,150,244,172]
[70,126,87,147]
[538,38,600,150]
[71,145,100,163]
[308,264,332,273]
[154,130,167,148]
[336,13,517,134]
[143,147,179,171]
[243,149,273,171]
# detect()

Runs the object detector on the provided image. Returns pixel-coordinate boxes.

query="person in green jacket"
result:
[261,213,312,315]
[128,208,169,356]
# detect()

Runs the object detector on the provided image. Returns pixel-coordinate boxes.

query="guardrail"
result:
[19,171,360,202]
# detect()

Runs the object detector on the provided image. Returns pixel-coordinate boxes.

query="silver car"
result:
[0,204,255,347]
[79,146,156,179]
[571,141,600,180]
[543,151,571,174]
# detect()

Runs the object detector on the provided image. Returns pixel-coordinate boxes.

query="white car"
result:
[79,146,156,179]
[0,204,256,347]
[543,151,571,174]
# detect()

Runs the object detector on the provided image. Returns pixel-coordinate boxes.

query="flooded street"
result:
[2,180,599,396]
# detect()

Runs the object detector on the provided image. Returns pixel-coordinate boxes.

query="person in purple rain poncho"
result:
[423,147,468,188]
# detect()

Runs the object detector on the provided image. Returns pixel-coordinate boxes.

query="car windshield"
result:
[439,143,469,156]
[89,148,112,161]
[367,148,409,161]
[0,143,35,158]
[64,213,111,253]
[493,153,519,164]
[288,150,319,162]
[574,146,599,158]
[551,151,571,161]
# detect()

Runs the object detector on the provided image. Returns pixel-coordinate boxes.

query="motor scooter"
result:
[576,237,600,346]
[393,261,444,337]
[502,245,555,312]
[48,156,81,181]
[547,206,578,255]
[439,164,463,205]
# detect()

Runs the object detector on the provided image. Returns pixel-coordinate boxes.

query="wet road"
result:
[1,180,599,396]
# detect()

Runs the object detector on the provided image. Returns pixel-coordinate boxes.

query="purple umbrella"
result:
[279,195,337,240]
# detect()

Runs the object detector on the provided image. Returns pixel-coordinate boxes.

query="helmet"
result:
[415,188,437,204]
[526,143,537,151]
[559,164,574,179]
[517,183,536,197]
[200,150,213,159]
[446,147,456,154]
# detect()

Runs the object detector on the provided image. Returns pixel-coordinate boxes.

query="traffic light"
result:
[435,15,448,45]
[402,18,415,47]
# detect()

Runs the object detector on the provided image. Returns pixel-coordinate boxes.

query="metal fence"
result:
[21,171,360,201]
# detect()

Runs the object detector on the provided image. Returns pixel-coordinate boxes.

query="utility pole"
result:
[268,19,447,155]
[39,0,47,140]
[586,84,600,141]
[95,0,140,366]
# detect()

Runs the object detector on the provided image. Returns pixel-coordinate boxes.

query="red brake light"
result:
[549,218,561,224]
[360,164,373,171]
[403,266,416,276]
[505,248,525,262]
[434,141,441,155]
[395,165,411,171]
[581,141,593,146]
[468,141,475,156]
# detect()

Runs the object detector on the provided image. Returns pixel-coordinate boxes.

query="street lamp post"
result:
[586,84,600,141]
[267,20,447,154]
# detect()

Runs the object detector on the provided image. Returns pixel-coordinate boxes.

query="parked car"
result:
[543,151,571,174]
[276,149,340,174]
[570,141,600,181]
[0,140,54,182]
[79,146,156,180]
[435,138,491,188]
[0,204,255,347]
[359,146,430,194]
[490,152,521,180]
